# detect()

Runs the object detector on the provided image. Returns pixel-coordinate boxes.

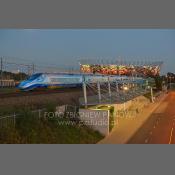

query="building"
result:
[79,60,163,77]
[0,80,16,87]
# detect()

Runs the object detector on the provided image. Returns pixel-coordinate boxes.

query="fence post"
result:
[14,113,16,127]
[83,76,88,108]
[38,109,41,119]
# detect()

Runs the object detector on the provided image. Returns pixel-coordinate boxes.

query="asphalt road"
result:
[128,91,175,144]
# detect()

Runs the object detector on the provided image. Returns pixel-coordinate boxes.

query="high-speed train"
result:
[18,73,146,91]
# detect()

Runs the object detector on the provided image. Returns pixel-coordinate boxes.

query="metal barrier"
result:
[0,114,16,128]
[79,88,149,106]
[0,109,45,128]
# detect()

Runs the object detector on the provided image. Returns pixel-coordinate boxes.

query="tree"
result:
[154,76,163,91]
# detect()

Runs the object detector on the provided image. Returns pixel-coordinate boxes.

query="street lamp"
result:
[147,86,154,103]
[123,86,128,91]
[123,85,129,111]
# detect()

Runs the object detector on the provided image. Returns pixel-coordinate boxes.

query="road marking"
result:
[168,127,174,144]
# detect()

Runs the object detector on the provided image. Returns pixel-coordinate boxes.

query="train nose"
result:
[18,81,29,89]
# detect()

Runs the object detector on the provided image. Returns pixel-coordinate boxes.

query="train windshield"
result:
[28,74,42,81]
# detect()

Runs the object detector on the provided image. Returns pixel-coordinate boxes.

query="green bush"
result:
[45,102,56,113]
[0,106,103,144]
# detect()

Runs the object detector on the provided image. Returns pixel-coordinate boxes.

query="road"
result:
[128,91,175,144]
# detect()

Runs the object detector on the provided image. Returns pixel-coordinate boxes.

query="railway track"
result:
[0,87,83,98]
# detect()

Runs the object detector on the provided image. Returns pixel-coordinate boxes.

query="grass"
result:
[0,99,58,116]
[0,88,17,94]
[0,103,52,116]
[0,104,104,144]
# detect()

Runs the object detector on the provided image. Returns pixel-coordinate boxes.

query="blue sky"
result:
[0,29,175,73]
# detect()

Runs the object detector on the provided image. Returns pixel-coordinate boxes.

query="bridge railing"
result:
[79,88,149,106]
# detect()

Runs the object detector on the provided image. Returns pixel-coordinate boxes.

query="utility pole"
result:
[0,57,3,88]
[27,65,30,76]
[32,63,35,74]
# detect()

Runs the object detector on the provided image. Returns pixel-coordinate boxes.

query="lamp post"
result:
[108,76,112,103]
[123,85,129,111]
[150,86,154,103]
[147,85,154,103]
[82,76,87,108]
[97,81,101,103]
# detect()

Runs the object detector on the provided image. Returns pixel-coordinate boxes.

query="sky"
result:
[0,29,175,74]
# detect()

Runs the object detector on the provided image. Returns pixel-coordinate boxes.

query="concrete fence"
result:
[79,109,110,136]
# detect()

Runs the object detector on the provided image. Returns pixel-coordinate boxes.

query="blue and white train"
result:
[18,73,145,91]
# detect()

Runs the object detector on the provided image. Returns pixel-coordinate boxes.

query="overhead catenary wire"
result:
[1,57,81,75]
